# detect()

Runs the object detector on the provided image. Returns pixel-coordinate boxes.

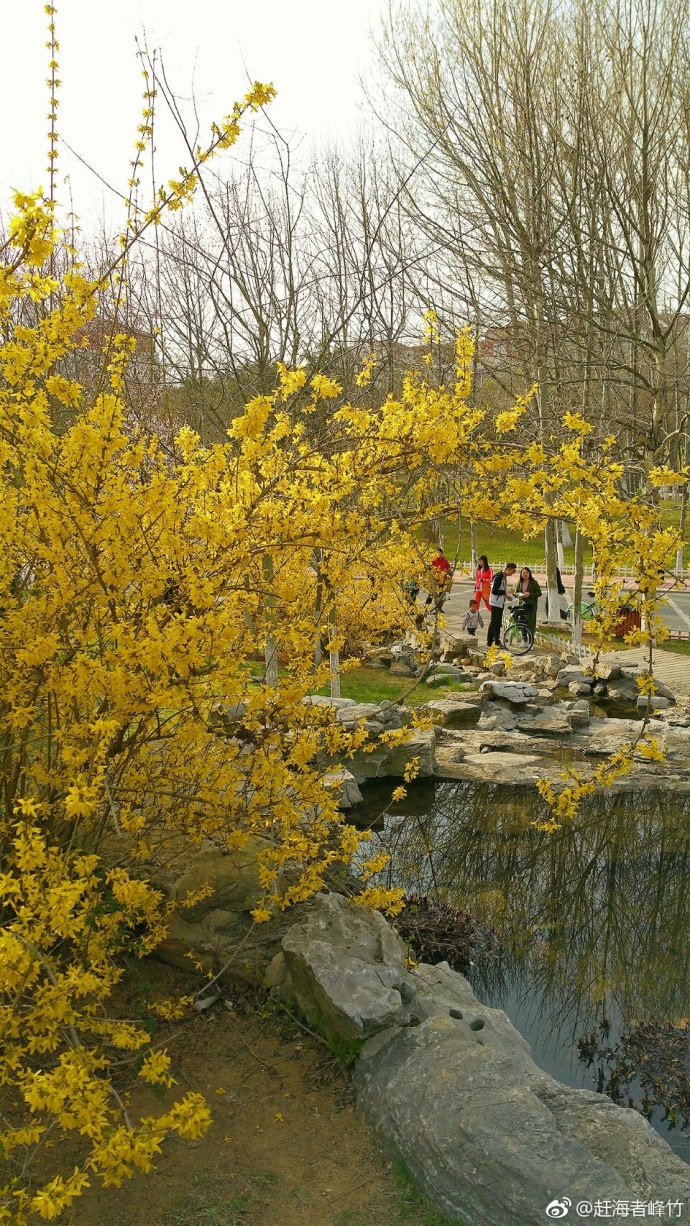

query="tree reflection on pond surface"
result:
[355,780,690,1161]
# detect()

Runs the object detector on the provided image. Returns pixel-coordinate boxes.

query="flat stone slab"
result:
[463,750,541,769]
[302,695,356,709]
[336,702,384,723]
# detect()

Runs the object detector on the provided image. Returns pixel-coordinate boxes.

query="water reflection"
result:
[357,780,690,1159]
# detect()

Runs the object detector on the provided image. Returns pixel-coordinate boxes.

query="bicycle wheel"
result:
[502,621,534,655]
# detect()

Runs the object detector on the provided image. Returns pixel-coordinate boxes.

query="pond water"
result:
[355,779,690,1163]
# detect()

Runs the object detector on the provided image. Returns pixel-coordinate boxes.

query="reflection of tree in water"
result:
[367,781,690,1041]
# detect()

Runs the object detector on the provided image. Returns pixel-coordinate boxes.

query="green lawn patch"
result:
[316,666,479,707]
[657,639,690,657]
[440,520,592,570]
[437,498,688,572]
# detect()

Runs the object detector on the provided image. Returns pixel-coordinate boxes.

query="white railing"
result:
[533,629,594,658]
[457,561,687,580]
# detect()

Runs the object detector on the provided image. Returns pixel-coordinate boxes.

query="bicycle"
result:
[565,590,599,623]
[500,600,534,655]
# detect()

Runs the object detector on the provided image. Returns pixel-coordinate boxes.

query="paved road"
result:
[444,578,690,636]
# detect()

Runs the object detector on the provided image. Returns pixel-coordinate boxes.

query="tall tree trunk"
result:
[314,575,324,666]
[572,528,584,650]
[313,549,324,666]
[544,518,560,625]
[470,521,477,571]
[676,434,690,574]
[328,601,341,698]
[556,519,565,569]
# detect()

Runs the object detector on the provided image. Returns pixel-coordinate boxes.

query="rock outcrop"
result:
[274,894,689,1225]
[479,680,540,704]
[357,962,690,1224]
[421,698,483,729]
[279,892,415,1041]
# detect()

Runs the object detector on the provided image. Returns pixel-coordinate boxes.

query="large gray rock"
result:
[276,899,689,1224]
[355,962,690,1224]
[382,727,436,777]
[439,633,476,657]
[281,893,415,1041]
[557,665,593,688]
[322,767,364,809]
[652,678,676,700]
[336,702,384,724]
[637,695,673,712]
[337,746,390,784]
[171,844,264,920]
[565,699,591,729]
[477,702,520,732]
[593,662,621,682]
[479,681,539,705]
[389,661,416,676]
[522,708,574,736]
[508,654,561,682]
[607,681,642,702]
[422,699,482,729]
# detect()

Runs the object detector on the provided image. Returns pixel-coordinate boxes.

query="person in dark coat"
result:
[516,566,542,637]
[487,562,517,647]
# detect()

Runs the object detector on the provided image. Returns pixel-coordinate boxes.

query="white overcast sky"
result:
[2,0,387,229]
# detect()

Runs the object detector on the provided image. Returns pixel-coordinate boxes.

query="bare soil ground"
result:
[67,962,451,1226]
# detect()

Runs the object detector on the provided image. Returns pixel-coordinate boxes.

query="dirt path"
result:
[71,964,450,1226]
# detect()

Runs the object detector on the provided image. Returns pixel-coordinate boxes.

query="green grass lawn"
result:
[316,665,479,706]
[440,519,592,570]
[437,498,687,572]
[249,661,479,705]
[657,639,690,657]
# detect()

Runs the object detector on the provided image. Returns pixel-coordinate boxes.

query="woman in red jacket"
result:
[474,555,493,611]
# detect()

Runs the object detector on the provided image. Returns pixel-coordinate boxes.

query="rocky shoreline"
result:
[316,646,690,800]
[270,893,690,1224]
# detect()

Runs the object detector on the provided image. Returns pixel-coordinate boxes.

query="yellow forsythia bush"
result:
[0,63,681,1221]
[0,174,488,1217]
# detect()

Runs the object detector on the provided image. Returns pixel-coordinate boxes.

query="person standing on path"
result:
[487,562,517,647]
[516,566,542,637]
[426,547,453,610]
[474,555,493,611]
